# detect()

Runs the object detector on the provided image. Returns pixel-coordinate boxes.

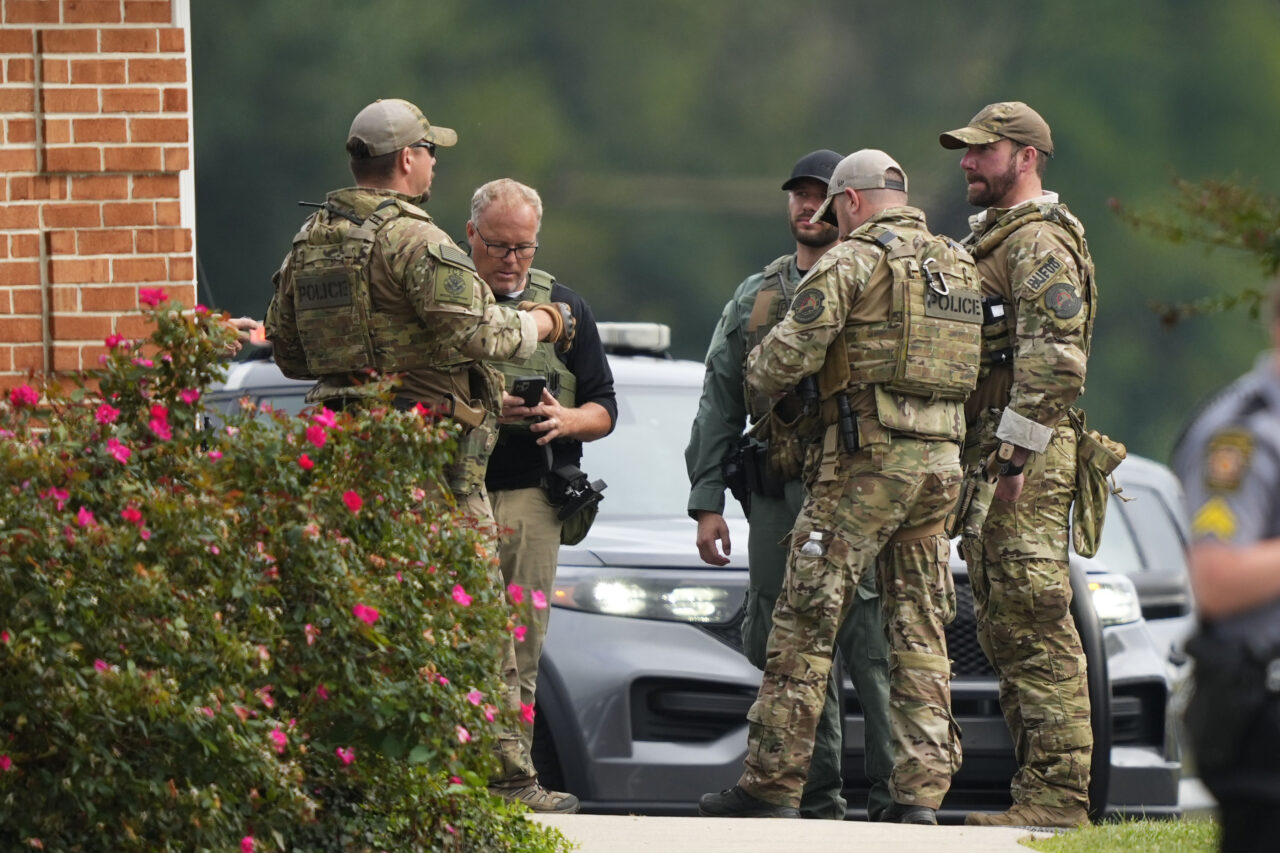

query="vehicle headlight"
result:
[551,567,746,624]
[1088,574,1143,627]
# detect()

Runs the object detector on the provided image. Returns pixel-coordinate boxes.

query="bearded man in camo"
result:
[939,101,1098,830]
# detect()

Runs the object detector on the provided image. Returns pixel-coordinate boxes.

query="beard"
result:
[791,218,838,248]
[966,157,1018,208]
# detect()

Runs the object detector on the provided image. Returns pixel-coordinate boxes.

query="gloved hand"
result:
[519,301,576,350]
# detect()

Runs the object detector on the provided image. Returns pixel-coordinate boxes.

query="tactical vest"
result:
[290,197,476,377]
[490,269,577,424]
[841,224,983,401]
[964,203,1098,373]
[742,254,796,421]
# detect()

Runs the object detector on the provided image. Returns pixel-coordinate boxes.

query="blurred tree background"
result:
[191,0,1280,463]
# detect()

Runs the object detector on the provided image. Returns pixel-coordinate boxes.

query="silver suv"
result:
[208,323,1182,821]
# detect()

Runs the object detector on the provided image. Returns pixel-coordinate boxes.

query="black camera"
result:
[546,463,607,521]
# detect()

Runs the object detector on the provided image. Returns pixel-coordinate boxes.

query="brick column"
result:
[0,0,195,391]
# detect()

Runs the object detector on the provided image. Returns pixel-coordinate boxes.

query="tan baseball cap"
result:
[939,101,1054,157]
[809,149,908,224]
[347,98,458,157]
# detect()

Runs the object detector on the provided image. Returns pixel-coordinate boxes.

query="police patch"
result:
[1205,429,1253,492]
[792,289,825,324]
[1044,281,1082,319]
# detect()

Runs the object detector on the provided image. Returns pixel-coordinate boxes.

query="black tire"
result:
[530,702,566,791]
[1069,562,1111,822]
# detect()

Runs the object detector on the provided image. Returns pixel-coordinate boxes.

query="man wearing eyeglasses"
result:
[467,179,617,813]
[266,100,577,811]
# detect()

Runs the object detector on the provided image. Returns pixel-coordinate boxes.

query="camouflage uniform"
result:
[959,195,1097,811]
[739,207,976,810]
[265,184,541,783]
[685,254,893,820]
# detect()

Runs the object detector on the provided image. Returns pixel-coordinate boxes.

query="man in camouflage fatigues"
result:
[699,150,981,824]
[264,98,580,813]
[686,150,893,821]
[939,102,1097,829]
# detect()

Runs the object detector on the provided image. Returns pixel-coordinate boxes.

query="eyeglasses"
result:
[473,225,538,260]
[410,140,436,156]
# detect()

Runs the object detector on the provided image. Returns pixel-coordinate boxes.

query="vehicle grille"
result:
[947,576,997,678]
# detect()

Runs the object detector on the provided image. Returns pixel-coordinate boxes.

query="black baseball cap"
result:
[782,149,842,191]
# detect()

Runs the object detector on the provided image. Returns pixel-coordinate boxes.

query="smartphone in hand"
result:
[510,376,547,407]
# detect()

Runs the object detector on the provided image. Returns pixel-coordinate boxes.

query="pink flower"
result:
[0,755,11,772]
[335,747,355,766]
[451,585,472,607]
[256,686,275,709]
[149,416,172,442]
[313,409,337,429]
[121,506,143,525]
[76,507,98,528]
[437,675,449,685]
[507,583,525,604]
[466,689,483,706]
[352,603,379,625]
[456,725,471,744]
[104,333,128,349]
[1,630,9,644]
[138,288,168,307]
[209,544,221,555]
[532,590,548,610]
[42,487,69,511]
[445,824,457,835]
[8,384,38,407]
[304,623,319,646]
[179,388,200,405]
[513,625,528,643]
[342,491,362,513]
[268,728,287,754]
[95,403,120,424]
[105,437,132,464]
[449,775,463,786]
[208,449,223,460]
[316,683,330,701]
[132,357,154,367]
[483,703,497,722]
[297,454,314,471]
[200,706,215,718]
[94,659,108,672]
[305,425,327,448]
[520,703,535,725]
[240,835,255,853]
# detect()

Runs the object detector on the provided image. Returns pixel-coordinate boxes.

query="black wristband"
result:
[999,459,1025,477]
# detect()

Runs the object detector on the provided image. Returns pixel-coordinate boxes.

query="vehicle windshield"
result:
[1093,482,1189,577]
[581,383,745,521]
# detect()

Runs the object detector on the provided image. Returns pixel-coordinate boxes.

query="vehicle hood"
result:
[559,514,750,571]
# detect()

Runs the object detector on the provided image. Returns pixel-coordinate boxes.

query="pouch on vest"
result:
[544,461,606,545]
[1068,407,1127,558]
[757,389,820,483]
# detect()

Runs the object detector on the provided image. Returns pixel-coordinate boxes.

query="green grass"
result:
[1022,817,1218,852]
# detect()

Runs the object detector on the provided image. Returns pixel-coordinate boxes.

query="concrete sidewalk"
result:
[531,814,1051,852]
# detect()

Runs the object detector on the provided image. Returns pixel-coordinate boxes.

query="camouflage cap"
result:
[347,98,458,157]
[939,101,1054,157]
[809,149,908,224]
[781,149,842,191]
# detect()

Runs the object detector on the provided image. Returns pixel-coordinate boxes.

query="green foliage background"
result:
[192,0,1280,463]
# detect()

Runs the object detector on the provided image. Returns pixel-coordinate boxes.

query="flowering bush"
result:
[0,298,567,852]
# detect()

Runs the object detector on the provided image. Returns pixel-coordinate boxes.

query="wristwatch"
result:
[999,458,1025,477]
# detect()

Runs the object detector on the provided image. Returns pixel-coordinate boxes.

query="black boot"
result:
[879,801,938,825]
[698,785,801,818]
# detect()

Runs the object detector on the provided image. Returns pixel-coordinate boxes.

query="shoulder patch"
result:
[791,289,826,324]
[1191,496,1237,540]
[1024,254,1066,294]
[1205,429,1253,492]
[1043,281,1082,319]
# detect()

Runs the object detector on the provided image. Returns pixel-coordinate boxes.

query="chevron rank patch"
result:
[1205,429,1253,492]
[1191,496,1237,541]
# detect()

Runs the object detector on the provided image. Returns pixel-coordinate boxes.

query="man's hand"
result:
[222,316,262,356]
[695,510,732,567]
[993,472,1025,503]
[521,388,575,446]
[520,301,575,345]
[987,443,1030,503]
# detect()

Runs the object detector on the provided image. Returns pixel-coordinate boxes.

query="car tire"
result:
[1069,562,1111,822]
[531,702,567,792]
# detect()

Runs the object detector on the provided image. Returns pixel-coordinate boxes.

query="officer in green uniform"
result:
[468,179,617,813]
[699,150,981,824]
[685,150,893,820]
[1173,282,1280,853]
[938,102,1097,829]
[264,98,578,812]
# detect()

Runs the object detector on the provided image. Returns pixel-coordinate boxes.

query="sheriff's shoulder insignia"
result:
[1205,428,1253,492]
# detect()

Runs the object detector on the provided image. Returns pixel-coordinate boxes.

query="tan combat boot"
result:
[965,803,1089,828]
[489,780,581,814]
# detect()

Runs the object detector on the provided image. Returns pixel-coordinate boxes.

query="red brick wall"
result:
[0,0,194,390]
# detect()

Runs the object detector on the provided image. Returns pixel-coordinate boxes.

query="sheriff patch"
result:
[433,265,473,306]
[1024,255,1065,294]
[792,289,826,324]
[1205,429,1253,492]
[1043,281,1082,319]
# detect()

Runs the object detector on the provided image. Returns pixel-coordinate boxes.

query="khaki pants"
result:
[492,486,563,753]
